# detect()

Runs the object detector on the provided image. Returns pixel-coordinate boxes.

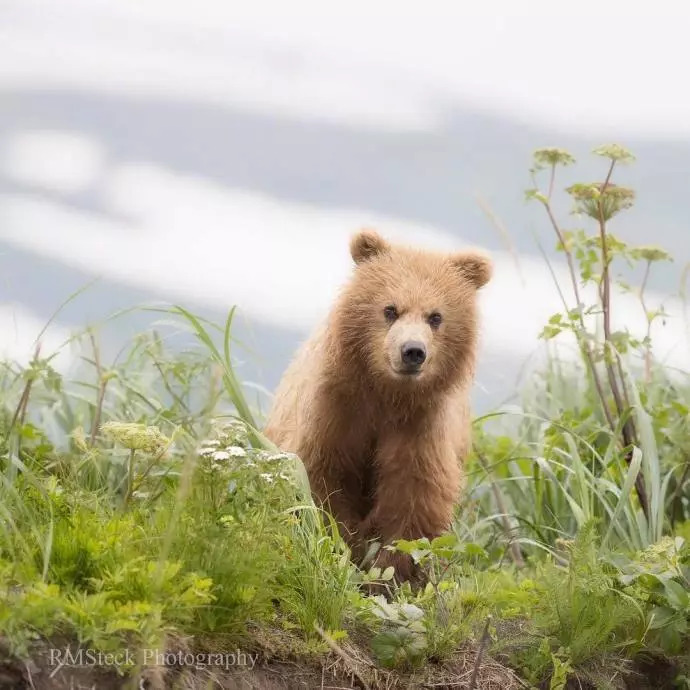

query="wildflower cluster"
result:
[196,420,300,514]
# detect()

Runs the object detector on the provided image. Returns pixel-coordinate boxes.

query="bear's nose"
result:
[401,341,427,368]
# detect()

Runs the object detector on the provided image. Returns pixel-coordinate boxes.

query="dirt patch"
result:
[0,637,523,690]
[4,635,684,690]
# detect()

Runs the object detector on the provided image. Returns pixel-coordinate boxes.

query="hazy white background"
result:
[1,0,689,410]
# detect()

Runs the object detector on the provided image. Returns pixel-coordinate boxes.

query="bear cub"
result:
[264,229,492,582]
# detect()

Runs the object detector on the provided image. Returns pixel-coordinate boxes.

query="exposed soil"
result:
[0,637,684,690]
[0,636,522,690]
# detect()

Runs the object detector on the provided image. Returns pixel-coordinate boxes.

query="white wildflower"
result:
[266,452,291,463]
[102,422,169,454]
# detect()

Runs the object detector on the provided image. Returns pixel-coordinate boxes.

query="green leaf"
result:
[371,628,426,669]
[400,603,424,621]
[663,580,689,611]
[648,605,677,629]
[463,543,489,560]
[659,622,683,654]
[430,534,458,550]
[525,189,549,204]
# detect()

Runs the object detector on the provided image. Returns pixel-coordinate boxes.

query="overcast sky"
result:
[3,0,690,136]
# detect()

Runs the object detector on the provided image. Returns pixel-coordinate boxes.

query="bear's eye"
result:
[383,305,398,322]
[428,312,443,329]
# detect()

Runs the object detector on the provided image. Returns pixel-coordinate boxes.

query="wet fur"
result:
[264,229,491,583]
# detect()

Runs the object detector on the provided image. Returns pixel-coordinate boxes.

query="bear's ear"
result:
[450,250,492,289]
[350,229,390,265]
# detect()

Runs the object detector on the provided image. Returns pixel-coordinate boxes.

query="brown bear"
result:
[263,229,492,583]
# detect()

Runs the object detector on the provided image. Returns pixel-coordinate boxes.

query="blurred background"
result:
[1,0,689,415]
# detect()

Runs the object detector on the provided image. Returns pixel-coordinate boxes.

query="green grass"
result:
[1,144,689,689]
[0,307,686,689]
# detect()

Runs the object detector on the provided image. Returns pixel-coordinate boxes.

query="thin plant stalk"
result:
[124,448,136,507]
[539,170,615,432]
[595,163,648,517]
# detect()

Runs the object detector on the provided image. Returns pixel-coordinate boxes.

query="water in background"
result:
[2,0,689,413]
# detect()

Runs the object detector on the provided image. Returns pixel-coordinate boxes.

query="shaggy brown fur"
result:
[264,229,492,582]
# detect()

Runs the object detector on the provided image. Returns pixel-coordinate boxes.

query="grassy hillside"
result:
[1,146,689,689]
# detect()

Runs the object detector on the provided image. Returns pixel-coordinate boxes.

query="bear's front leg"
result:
[360,431,461,584]
[308,459,370,548]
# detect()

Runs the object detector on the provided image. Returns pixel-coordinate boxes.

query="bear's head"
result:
[336,229,492,396]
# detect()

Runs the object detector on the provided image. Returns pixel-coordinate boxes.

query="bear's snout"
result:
[400,340,427,371]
